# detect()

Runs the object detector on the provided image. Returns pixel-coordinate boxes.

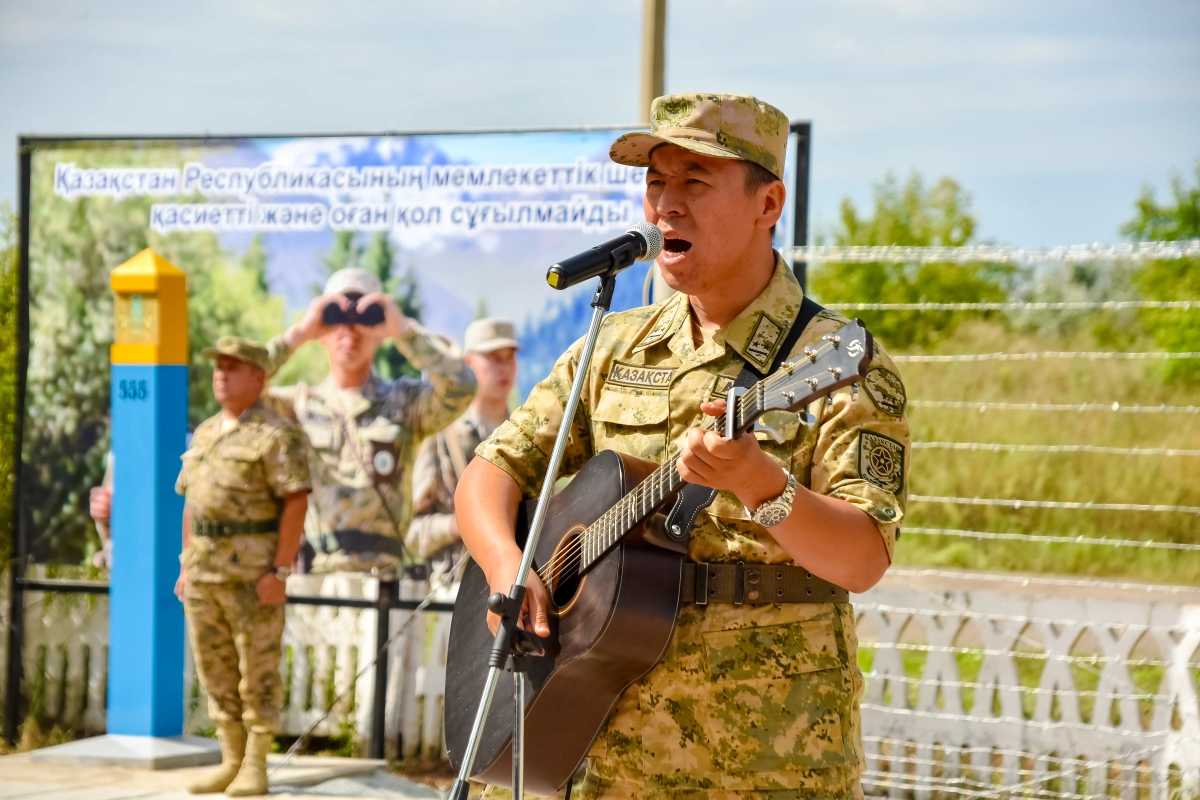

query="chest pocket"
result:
[213,445,262,490]
[591,387,669,460]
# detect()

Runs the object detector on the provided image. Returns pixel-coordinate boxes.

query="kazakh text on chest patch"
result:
[606,361,675,390]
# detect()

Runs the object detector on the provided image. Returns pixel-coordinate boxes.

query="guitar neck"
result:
[576,398,763,571]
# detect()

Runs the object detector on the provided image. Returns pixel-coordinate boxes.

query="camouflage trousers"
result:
[184,581,286,734]
[493,602,866,800]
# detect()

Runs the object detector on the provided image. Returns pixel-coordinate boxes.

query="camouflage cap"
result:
[464,317,521,353]
[610,93,789,180]
[201,336,270,372]
[324,267,382,297]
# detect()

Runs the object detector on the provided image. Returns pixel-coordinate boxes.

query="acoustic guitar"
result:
[445,319,873,796]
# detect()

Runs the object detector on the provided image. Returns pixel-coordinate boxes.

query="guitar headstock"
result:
[731,319,873,435]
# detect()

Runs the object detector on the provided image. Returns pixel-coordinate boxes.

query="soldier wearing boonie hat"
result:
[260,266,477,576]
[408,318,521,587]
[464,94,911,799]
[176,335,311,796]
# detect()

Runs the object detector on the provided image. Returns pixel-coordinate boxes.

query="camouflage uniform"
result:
[406,406,501,584]
[177,401,311,734]
[478,256,910,798]
[265,321,476,574]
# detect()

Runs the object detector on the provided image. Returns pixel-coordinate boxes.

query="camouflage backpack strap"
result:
[442,423,472,482]
[664,295,825,542]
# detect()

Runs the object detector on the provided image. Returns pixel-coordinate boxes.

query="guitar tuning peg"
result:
[851,382,860,398]
[751,419,785,444]
[796,410,817,426]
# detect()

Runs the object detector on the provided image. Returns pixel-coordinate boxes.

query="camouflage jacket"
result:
[478,254,910,793]
[176,401,311,584]
[406,405,502,583]
[266,321,477,574]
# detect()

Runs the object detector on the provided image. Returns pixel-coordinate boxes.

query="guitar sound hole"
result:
[548,527,587,615]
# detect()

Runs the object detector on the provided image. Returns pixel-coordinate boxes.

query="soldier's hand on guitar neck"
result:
[678,400,788,514]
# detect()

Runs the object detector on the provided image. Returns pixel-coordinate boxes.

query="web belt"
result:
[192,517,280,537]
[681,562,850,605]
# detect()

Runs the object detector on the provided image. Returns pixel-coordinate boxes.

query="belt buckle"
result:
[694,561,709,606]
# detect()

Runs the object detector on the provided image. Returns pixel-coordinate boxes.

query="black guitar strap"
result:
[663,294,827,540]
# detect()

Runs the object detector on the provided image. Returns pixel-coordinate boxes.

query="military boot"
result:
[224,730,273,797]
[187,723,246,794]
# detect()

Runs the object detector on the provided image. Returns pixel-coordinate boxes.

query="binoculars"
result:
[323,300,385,327]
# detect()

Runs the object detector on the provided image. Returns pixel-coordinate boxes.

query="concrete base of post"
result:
[30,733,221,769]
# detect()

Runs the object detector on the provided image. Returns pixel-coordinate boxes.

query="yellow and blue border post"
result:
[32,249,219,766]
[108,249,189,736]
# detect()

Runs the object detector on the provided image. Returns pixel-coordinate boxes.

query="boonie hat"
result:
[464,318,521,354]
[202,336,271,372]
[609,93,789,180]
[324,267,382,297]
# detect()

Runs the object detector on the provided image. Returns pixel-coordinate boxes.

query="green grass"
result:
[890,320,1200,585]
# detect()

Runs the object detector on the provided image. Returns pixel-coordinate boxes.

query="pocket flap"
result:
[704,618,842,681]
[222,445,260,462]
[305,427,334,449]
[592,388,669,427]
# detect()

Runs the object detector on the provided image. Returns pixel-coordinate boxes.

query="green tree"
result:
[20,145,284,562]
[810,172,1018,349]
[320,231,423,380]
[1121,159,1200,383]
[0,203,18,570]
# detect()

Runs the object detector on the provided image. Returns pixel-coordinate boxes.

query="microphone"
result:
[546,221,665,290]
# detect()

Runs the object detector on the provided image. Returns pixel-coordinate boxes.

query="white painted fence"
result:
[5,567,1200,797]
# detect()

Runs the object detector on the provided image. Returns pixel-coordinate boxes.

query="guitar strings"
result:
[534,336,844,589]
[534,338,842,588]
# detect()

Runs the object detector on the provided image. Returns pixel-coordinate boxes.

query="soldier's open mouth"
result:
[664,238,692,253]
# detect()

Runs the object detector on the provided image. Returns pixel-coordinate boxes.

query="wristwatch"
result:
[749,468,798,528]
[274,566,293,581]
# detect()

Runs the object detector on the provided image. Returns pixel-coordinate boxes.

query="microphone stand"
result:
[448,270,621,800]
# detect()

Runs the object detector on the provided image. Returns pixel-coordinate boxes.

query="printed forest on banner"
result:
[23,129,748,563]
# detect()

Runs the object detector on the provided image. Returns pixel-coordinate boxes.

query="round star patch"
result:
[858,430,904,493]
[372,449,396,477]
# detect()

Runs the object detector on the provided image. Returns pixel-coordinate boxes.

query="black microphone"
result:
[546,221,665,290]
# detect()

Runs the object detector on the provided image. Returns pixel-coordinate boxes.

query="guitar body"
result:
[444,450,686,796]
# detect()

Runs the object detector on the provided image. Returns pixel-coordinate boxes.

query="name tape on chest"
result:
[607,361,676,390]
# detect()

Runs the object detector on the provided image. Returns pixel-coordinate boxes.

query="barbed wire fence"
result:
[783,242,1200,798]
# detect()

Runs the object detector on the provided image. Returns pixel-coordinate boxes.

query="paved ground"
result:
[0,752,442,799]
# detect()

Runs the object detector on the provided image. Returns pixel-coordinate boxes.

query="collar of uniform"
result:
[718,252,804,374]
[630,291,690,355]
[316,371,386,417]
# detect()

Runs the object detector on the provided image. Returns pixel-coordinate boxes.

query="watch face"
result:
[756,503,790,528]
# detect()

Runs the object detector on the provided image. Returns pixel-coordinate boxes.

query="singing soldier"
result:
[457,93,911,799]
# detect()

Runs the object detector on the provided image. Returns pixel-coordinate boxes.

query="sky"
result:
[1,0,1198,247]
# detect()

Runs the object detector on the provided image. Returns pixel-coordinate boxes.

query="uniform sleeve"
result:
[405,433,459,558]
[807,345,910,563]
[475,338,593,498]
[393,321,478,439]
[262,424,313,498]
[265,334,293,378]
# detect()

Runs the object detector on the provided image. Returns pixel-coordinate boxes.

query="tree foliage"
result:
[0,203,18,570]
[810,172,1019,349]
[21,146,284,562]
[1122,159,1200,383]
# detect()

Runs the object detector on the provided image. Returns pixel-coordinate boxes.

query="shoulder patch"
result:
[863,368,907,417]
[743,313,783,369]
[607,360,675,390]
[858,430,905,494]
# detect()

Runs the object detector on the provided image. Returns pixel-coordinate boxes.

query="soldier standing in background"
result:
[264,268,476,575]
[176,337,311,797]
[407,318,520,586]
